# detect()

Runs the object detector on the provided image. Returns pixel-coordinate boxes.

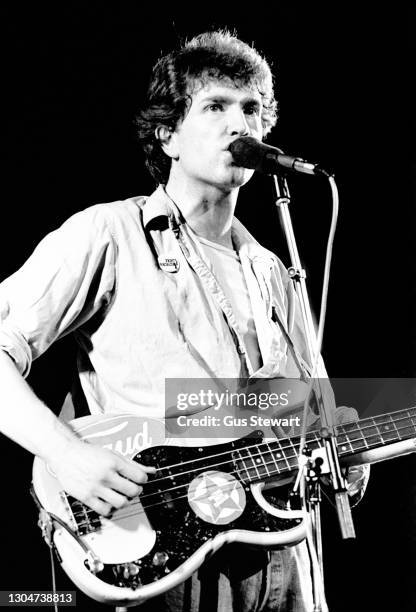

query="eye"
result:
[207,103,224,112]
[244,104,261,116]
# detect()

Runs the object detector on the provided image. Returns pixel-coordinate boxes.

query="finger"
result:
[346,465,369,487]
[96,486,129,510]
[334,406,359,424]
[140,463,157,474]
[115,456,156,483]
[108,472,143,498]
[84,496,113,517]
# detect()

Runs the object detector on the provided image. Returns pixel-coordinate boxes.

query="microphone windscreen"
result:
[229,137,283,174]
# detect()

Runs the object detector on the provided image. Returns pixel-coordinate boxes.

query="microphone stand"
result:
[272,173,355,610]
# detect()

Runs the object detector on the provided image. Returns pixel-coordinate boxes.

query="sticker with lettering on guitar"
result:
[187,470,246,525]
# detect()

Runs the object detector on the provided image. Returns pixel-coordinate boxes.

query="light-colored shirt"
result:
[0,186,311,419]
[196,235,262,373]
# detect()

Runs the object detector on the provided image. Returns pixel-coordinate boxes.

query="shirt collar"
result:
[231,217,277,266]
[142,185,183,230]
[142,185,277,266]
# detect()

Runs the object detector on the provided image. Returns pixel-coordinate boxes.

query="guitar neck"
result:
[235,407,416,484]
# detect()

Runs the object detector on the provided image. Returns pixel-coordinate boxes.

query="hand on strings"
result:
[47,438,156,516]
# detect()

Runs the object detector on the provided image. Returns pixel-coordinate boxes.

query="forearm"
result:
[0,349,154,514]
[0,349,76,462]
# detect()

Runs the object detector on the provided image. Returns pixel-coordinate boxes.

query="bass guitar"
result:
[32,406,416,607]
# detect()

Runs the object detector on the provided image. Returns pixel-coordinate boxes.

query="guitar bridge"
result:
[65,494,102,535]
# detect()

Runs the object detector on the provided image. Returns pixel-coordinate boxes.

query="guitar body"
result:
[32,414,307,607]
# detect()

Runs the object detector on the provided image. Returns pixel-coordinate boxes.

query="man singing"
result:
[0,31,367,611]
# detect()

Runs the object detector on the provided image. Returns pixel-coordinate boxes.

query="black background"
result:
[2,5,415,612]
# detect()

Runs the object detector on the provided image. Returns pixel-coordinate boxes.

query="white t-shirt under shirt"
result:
[197,235,262,373]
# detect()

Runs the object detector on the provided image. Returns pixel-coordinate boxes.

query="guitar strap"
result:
[59,375,91,421]
[271,305,312,381]
[272,306,336,425]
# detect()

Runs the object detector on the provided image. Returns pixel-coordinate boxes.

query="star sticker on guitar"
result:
[188,471,246,524]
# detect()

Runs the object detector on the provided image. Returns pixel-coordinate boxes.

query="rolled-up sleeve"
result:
[0,205,116,377]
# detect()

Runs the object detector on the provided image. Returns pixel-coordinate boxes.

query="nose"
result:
[228,107,250,137]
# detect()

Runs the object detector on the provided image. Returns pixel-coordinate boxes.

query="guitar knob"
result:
[122,563,140,579]
[152,551,169,567]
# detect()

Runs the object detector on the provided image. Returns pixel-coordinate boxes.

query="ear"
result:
[155,126,179,160]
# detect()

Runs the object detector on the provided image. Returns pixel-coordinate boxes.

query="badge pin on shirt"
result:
[158,257,180,273]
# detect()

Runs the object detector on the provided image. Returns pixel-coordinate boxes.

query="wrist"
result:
[39,417,80,465]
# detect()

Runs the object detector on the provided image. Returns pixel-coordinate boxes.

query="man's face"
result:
[166,80,263,190]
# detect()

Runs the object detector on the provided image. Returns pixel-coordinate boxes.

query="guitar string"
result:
[110,418,416,521]
[137,409,416,483]
[72,445,302,527]
[71,419,416,527]
[73,452,299,527]
[126,411,416,488]
[71,413,416,526]
[92,412,415,526]
[105,484,288,523]
[156,405,413,474]
[75,451,412,528]
[74,413,416,512]
[71,416,416,524]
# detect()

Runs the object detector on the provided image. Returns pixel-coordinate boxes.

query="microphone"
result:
[229,136,330,177]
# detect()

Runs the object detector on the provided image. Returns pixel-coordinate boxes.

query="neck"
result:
[233,406,416,485]
[165,173,238,249]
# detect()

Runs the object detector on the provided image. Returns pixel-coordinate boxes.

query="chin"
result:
[230,170,253,188]
[220,168,254,189]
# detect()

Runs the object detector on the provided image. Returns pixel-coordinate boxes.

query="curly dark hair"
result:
[135,30,278,184]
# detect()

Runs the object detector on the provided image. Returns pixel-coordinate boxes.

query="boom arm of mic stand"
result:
[272,173,355,540]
